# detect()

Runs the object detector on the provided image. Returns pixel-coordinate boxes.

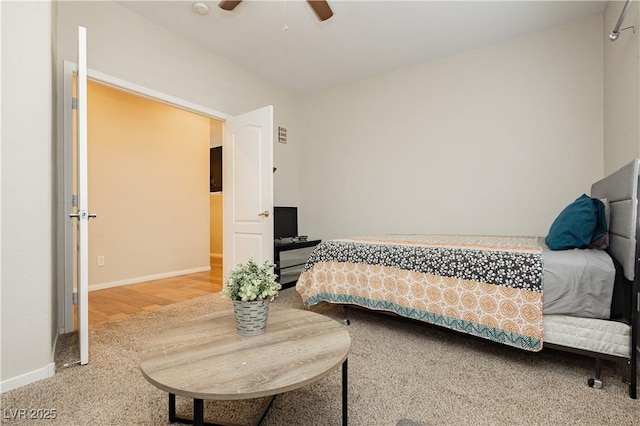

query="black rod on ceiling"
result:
[609,0,634,41]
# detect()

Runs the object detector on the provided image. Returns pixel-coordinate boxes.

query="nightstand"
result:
[274,239,321,288]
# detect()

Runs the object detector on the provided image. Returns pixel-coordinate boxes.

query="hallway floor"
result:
[86,258,223,325]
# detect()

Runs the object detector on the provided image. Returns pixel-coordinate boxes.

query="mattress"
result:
[543,314,631,358]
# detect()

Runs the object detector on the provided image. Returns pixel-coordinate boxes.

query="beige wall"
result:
[210,120,223,257]
[604,0,640,174]
[87,82,210,288]
[300,16,605,240]
[210,119,223,148]
[210,194,223,256]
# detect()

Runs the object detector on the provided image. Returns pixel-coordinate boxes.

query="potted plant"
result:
[223,258,281,336]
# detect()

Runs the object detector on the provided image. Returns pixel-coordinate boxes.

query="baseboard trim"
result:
[1,362,55,394]
[89,266,211,292]
[52,332,59,362]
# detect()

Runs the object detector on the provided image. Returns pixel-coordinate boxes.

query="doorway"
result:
[61,64,274,337]
[87,81,212,285]
[84,80,223,324]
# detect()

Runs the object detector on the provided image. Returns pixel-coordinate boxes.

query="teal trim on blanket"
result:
[305,292,542,351]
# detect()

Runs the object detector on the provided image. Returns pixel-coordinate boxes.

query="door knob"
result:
[69,210,97,220]
[258,210,270,218]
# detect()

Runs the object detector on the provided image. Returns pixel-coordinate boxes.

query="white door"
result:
[223,106,274,277]
[67,26,91,365]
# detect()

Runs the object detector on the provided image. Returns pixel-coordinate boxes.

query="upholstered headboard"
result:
[591,159,640,281]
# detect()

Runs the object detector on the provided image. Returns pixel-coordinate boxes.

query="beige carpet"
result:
[1,288,638,425]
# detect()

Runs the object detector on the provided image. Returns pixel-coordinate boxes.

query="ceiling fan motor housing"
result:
[218,0,333,21]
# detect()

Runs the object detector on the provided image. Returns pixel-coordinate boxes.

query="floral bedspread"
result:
[296,235,544,351]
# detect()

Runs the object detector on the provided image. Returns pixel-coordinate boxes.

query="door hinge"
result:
[71,194,77,208]
[72,97,78,110]
[73,292,78,305]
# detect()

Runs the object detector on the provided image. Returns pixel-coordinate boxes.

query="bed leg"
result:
[622,358,630,385]
[626,354,637,399]
[342,305,351,326]
[629,358,637,399]
[587,358,603,389]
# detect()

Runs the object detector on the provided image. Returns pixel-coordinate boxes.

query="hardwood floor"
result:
[86,258,223,326]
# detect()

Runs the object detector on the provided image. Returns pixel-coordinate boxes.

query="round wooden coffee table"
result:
[140,306,351,426]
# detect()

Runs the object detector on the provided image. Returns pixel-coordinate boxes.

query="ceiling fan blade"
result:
[219,1,243,11]
[306,0,333,21]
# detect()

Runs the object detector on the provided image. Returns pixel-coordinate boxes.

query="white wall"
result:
[604,0,640,174]
[300,16,605,240]
[1,1,56,390]
[273,122,302,207]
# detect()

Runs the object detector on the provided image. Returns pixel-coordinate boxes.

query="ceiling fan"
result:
[218,0,334,22]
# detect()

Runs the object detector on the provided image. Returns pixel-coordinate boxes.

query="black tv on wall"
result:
[210,147,222,192]
[274,207,298,240]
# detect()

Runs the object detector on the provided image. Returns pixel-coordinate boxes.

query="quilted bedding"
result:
[297,235,545,351]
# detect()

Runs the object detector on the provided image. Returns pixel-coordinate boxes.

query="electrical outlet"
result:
[97,256,105,266]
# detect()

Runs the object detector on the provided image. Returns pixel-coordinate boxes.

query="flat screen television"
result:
[210,147,222,192]
[274,206,298,240]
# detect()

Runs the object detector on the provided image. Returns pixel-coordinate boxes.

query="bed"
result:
[297,159,639,399]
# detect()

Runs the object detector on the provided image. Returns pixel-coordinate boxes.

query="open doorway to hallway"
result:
[79,81,224,325]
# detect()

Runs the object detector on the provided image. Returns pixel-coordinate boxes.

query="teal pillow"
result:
[546,194,606,250]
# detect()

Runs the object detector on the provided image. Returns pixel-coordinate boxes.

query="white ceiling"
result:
[117,1,607,94]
